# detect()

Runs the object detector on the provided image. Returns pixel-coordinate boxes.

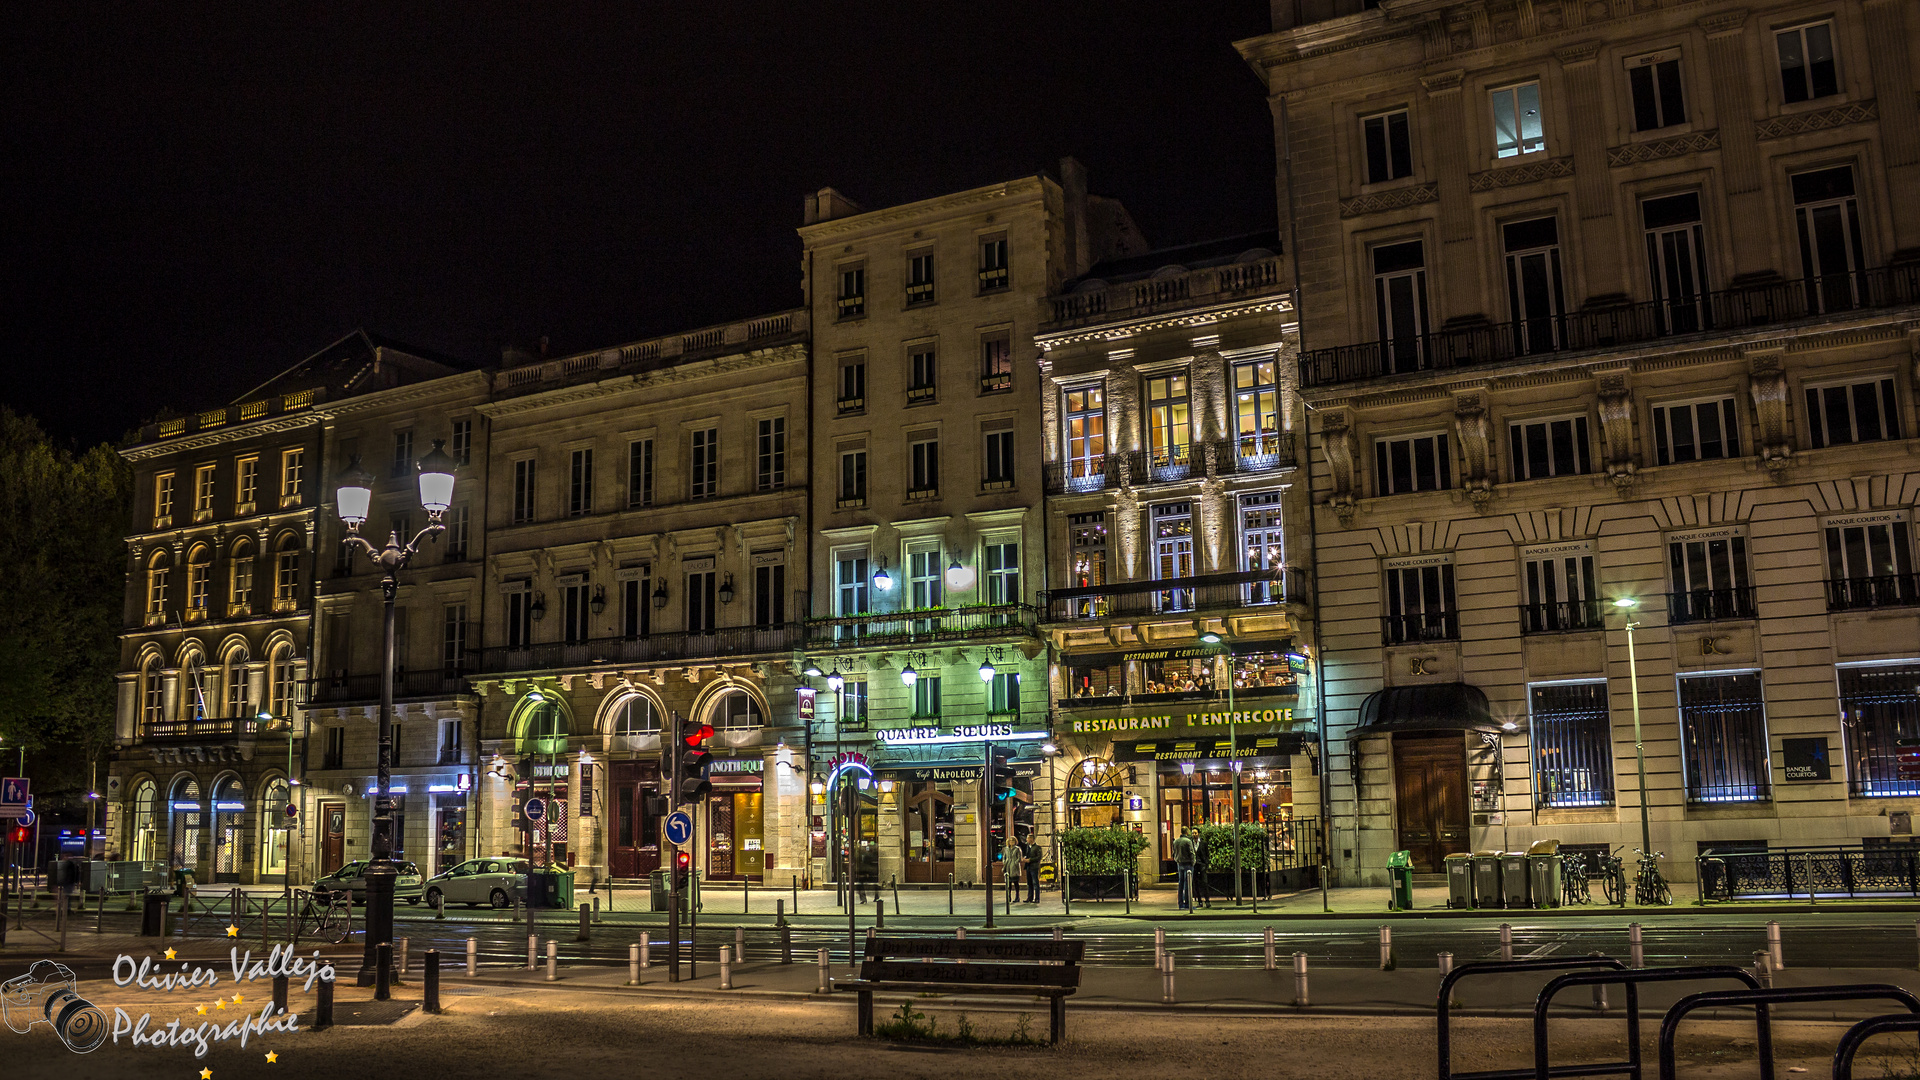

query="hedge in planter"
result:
[1196,823,1268,872]
[1060,827,1150,876]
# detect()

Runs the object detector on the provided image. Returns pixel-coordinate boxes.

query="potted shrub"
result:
[1194,823,1270,900]
[1060,827,1149,900]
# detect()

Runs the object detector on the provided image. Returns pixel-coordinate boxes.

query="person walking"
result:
[1173,827,1195,910]
[1193,828,1213,908]
[1023,835,1041,903]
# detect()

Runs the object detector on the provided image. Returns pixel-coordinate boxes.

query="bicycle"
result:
[1561,854,1592,905]
[298,889,355,944]
[1633,848,1673,906]
[1597,848,1628,906]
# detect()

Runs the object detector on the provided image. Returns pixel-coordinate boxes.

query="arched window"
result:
[229,538,255,615]
[268,643,295,717]
[223,645,251,719]
[273,534,302,609]
[185,544,212,619]
[140,655,165,728]
[260,778,291,878]
[612,696,659,737]
[169,777,202,868]
[129,779,158,863]
[211,776,243,877]
[178,646,208,722]
[146,552,171,622]
[712,689,763,731]
[518,696,570,755]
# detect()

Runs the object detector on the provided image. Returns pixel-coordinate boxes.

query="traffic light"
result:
[675,714,714,803]
[988,744,1018,805]
[9,825,27,845]
[674,849,691,871]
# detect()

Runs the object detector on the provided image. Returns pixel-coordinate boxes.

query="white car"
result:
[423,858,530,909]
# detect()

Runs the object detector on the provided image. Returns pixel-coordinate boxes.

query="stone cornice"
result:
[797,180,1041,242]
[477,344,806,419]
[1036,297,1295,350]
[121,414,321,462]
[123,507,316,548]
[313,371,489,419]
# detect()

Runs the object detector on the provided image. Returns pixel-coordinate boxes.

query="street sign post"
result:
[664,811,693,847]
[0,778,27,820]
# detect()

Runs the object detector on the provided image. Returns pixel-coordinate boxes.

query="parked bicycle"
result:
[1561,854,1593,905]
[296,890,354,944]
[1634,848,1673,906]
[1598,848,1628,906]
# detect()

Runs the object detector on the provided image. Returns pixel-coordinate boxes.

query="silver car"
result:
[423,858,530,909]
[311,860,425,904]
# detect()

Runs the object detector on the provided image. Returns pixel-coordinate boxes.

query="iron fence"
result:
[804,604,1036,648]
[1827,573,1920,611]
[1697,844,1920,899]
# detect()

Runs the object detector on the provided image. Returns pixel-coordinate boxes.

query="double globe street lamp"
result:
[333,440,457,990]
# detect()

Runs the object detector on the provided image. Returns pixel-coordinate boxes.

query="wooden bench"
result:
[835,936,1086,1044]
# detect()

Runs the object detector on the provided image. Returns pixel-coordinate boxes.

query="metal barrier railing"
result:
[1437,957,1627,1080]
[1832,1014,1920,1080]
[1532,966,1760,1080]
[1658,984,1920,1080]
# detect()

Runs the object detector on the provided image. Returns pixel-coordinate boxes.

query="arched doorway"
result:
[605,694,662,880]
[701,689,765,882]
[513,691,572,866]
[168,777,202,873]
[1065,758,1129,828]
[902,783,954,883]
[258,778,291,883]
[211,776,244,882]
[128,780,159,863]
[825,758,877,890]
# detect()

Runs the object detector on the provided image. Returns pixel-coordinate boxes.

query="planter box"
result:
[1065,873,1139,901]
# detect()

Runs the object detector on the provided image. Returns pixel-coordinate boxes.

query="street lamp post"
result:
[1612,598,1655,858]
[333,442,457,987]
[1202,632,1244,905]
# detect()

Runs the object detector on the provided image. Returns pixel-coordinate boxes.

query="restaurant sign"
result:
[1115,733,1306,762]
[1068,706,1295,736]
[1066,789,1125,807]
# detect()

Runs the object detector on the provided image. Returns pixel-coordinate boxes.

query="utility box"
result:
[1387,850,1414,910]
[1471,851,1502,908]
[1444,853,1475,909]
[1500,852,1531,909]
[140,890,169,936]
[648,870,688,913]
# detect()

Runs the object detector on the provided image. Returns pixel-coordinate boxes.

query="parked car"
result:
[310,860,425,904]
[423,858,531,909]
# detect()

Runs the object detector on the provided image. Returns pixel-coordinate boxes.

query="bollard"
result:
[527,935,538,971]
[435,890,445,921]
[1380,925,1394,970]
[776,898,787,926]
[593,895,601,924]
[399,936,410,978]
[272,973,288,1016]
[875,897,884,930]
[629,943,642,985]
[467,937,477,977]
[816,948,830,993]
[546,939,557,982]
[375,942,392,1002]
[314,975,334,1031]
[641,932,651,969]
[735,925,746,964]
[1264,926,1277,971]
[956,926,967,965]
[1499,923,1513,963]
[792,878,799,916]
[1915,919,1920,972]
[743,878,750,916]
[720,945,733,989]
[1754,950,1773,989]
[1161,952,1175,1004]
[948,873,955,915]
[1628,922,1644,969]
[424,950,440,1013]
[1122,866,1130,915]
[578,903,591,943]
[1293,951,1309,1007]
[781,918,793,962]
[1768,920,1784,971]
[1154,926,1166,971]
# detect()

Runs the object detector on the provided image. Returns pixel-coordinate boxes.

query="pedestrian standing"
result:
[1004,835,1026,901]
[1173,828,1195,910]
[1024,837,1041,903]
[1193,829,1212,908]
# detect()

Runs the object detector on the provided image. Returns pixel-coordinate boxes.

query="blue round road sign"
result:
[664,810,693,846]
[525,797,546,823]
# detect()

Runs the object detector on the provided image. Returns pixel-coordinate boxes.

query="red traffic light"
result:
[674,850,691,870]
[682,722,714,748]
[9,826,27,844]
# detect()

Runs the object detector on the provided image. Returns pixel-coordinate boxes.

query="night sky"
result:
[4,4,1277,448]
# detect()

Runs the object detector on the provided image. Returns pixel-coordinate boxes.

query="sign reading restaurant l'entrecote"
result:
[1069,708,1294,735]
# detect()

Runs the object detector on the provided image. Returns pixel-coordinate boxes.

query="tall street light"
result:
[1611,597,1654,857]
[333,440,457,988]
[1200,631,1244,905]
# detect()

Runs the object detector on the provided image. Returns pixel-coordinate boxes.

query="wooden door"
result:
[319,802,345,874]
[1391,733,1468,873]
[903,784,955,884]
[608,763,660,879]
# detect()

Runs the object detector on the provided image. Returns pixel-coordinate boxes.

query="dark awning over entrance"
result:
[1352,683,1499,735]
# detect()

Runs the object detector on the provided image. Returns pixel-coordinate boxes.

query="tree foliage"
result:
[0,407,129,799]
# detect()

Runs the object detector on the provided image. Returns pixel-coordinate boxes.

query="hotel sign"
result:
[877,723,1017,744]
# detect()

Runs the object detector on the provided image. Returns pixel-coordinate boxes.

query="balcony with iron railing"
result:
[1518,598,1606,635]
[306,669,479,706]
[1044,435,1298,495]
[1381,610,1459,645]
[1046,256,1286,330]
[1299,267,1920,389]
[1667,587,1758,624]
[474,624,803,674]
[1041,568,1308,624]
[138,717,263,742]
[1827,574,1920,612]
[805,604,1038,649]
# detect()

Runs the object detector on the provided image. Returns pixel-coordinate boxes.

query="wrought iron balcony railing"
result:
[1826,574,1920,612]
[1041,568,1308,623]
[1381,610,1459,645]
[805,604,1037,648]
[1517,598,1606,635]
[1667,587,1758,624]
[474,624,803,674]
[1044,435,1298,494]
[138,717,262,742]
[306,669,477,705]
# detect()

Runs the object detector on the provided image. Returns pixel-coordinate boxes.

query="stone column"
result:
[1700,11,1772,278]
[1557,42,1623,300]
[161,672,180,725]
[1863,0,1920,255]
[1422,71,1480,322]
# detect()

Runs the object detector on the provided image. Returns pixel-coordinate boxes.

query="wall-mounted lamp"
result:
[978,646,1001,682]
[589,585,607,616]
[809,780,825,796]
[944,558,975,591]
[718,573,735,604]
[802,661,823,678]
[900,662,918,687]
[871,557,893,592]
[826,669,845,692]
[652,580,669,609]
[529,592,547,621]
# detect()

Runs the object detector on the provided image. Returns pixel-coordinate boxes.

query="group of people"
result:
[1171,826,1214,910]
[1002,833,1043,903]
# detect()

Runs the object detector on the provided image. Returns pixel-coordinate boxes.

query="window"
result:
[1642,192,1710,334]
[1153,502,1194,611]
[1062,386,1106,486]
[753,557,785,629]
[153,473,175,528]
[141,656,164,726]
[906,250,935,305]
[620,567,652,639]
[229,538,254,614]
[1668,529,1753,622]
[689,428,718,499]
[983,429,1015,489]
[1241,492,1286,604]
[988,672,1020,715]
[913,675,942,718]
[1794,166,1869,313]
[193,465,216,521]
[840,679,869,728]
[908,544,943,611]
[1145,374,1191,469]
[1383,557,1458,643]
[627,439,653,509]
[568,448,594,516]
[391,429,414,479]
[323,727,345,770]
[443,603,468,673]
[1652,397,1739,465]
[612,696,660,737]
[1374,432,1452,495]
[505,582,533,649]
[835,551,869,617]
[235,456,259,513]
[838,264,865,318]
[756,418,786,491]
[909,439,939,496]
[185,545,211,618]
[979,236,1008,291]
[146,552,171,621]
[1530,681,1614,807]
[1233,360,1282,459]
[273,537,300,608]
[268,644,294,717]
[1805,377,1900,449]
[561,576,592,643]
[838,357,866,413]
[279,449,303,507]
[984,541,1019,605]
[440,718,463,764]
[714,690,762,731]
[1067,513,1107,615]
[1504,217,1565,354]
[1372,240,1430,372]
[981,333,1012,393]
[1520,541,1599,633]
[1776,22,1838,104]
[1491,81,1544,158]
[685,568,716,635]
[1839,663,1920,796]
[513,459,536,523]
[449,419,472,466]
[390,722,405,768]
[908,346,937,403]
[222,647,250,718]
[390,511,413,547]
[1678,671,1771,803]
[443,504,470,561]
[1508,415,1591,480]
[1825,515,1916,611]
[838,449,867,507]
[1627,50,1686,131]
[1363,109,1412,183]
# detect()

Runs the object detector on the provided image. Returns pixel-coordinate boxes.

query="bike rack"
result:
[1657,984,1920,1080]
[1532,966,1760,1080]
[1438,957,1627,1080]
[1832,1014,1920,1080]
